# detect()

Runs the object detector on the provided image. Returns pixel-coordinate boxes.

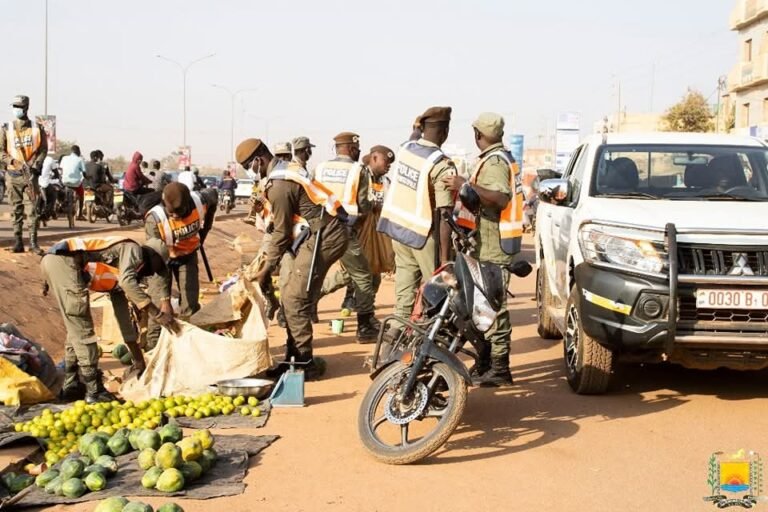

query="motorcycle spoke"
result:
[400,424,410,447]
[372,415,388,430]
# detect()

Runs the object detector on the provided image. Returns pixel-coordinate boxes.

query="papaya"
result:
[85,471,107,492]
[155,468,185,492]
[61,477,87,498]
[94,496,129,512]
[141,467,163,489]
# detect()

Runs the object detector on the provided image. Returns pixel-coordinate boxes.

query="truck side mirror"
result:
[539,179,570,206]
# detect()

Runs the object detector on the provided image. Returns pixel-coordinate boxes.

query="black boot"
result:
[475,357,514,387]
[59,362,85,402]
[81,367,117,404]
[29,232,44,256]
[304,356,326,380]
[265,339,301,379]
[356,313,381,344]
[341,285,356,313]
[11,234,24,253]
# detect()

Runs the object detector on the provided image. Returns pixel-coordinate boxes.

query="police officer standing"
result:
[316,132,380,342]
[444,112,524,386]
[242,136,349,378]
[363,145,395,296]
[242,139,274,226]
[144,182,218,350]
[0,95,47,254]
[378,107,457,327]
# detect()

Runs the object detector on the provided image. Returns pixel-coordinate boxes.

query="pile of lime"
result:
[13,394,259,465]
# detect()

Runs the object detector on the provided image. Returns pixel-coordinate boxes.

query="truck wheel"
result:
[536,262,560,340]
[563,286,613,394]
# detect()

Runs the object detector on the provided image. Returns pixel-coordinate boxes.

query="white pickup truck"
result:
[535,133,768,394]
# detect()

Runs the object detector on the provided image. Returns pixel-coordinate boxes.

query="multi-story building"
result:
[729,0,768,136]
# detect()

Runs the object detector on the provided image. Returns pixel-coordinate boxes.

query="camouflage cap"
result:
[292,136,315,150]
[273,141,293,156]
[472,112,505,139]
[11,95,29,108]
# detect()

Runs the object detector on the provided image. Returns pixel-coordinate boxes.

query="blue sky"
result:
[1,0,735,166]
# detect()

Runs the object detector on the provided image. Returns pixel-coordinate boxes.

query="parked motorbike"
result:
[219,190,234,214]
[115,190,144,226]
[84,187,115,223]
[358,184,532,465]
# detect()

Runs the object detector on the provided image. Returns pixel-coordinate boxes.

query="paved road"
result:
[0,199,248,246]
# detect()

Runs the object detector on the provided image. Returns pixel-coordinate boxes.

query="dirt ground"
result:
[5,219,768,511]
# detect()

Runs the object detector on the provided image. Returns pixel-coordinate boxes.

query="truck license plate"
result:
[696,289,768,310]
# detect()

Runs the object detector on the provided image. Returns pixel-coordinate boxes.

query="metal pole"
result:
[230,94,234,161]
[616,79,622,133]
[182,68,187,147]
[44,0,48,115]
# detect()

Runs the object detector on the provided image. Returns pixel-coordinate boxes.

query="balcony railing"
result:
[731,0,768,30]
[728,53,768,91]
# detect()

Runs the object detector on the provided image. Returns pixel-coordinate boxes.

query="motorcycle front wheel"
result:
[358,361,467,465]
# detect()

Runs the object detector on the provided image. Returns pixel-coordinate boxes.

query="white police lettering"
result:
[322,167,349,184]
[396,163,420,190]
[13,134,33,149]
[172,219,201,240]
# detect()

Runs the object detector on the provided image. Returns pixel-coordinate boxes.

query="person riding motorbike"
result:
[38,154,62,221]
[122,151,152,209]
[218,170,236,203]
[85,150,115,208]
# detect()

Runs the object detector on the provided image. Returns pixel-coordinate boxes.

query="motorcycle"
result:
[219,190,234,214]
[358,184,532,465]
[115,190,144,226]
[84,187,115,224]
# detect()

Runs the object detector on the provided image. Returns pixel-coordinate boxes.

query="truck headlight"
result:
[579,224,667,275]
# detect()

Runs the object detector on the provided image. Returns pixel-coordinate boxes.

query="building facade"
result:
[729,0,768,136]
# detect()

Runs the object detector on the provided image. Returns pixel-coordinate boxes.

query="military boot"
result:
[303,355,326,381]
[475,358,514,388]
[59,362,85,402]
[356,313,381,344]
[265,340,301,379]
[29,232,44,256]
[340,285,356,313]
[81,367,117,404]
[11,234,24,253]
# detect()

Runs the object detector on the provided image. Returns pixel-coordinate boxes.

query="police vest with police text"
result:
[48,236,131,292]
[455,149,524,255]
[148,192,206,259]
[6,120,41,170]
[377,141,445,249]
[314,157,363,223]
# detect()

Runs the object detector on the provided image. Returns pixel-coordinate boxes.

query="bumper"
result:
[575,263,768,356]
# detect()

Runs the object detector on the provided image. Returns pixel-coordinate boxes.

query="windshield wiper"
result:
[666,191,768,201]
[596,191,659,199]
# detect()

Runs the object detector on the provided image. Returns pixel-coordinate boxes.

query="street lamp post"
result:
[156,53,216,147]
[44,0,48,115]
[211,85,258,162]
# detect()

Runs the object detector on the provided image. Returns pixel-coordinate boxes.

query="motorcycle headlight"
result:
[471,288,496,333]
[579,224,667,275]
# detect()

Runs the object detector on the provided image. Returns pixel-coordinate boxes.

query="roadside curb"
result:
[0,211,247,247]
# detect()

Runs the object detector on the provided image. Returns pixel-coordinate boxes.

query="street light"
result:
[156,53,216,147]
[248,115,288,146]
[211,85,258,162]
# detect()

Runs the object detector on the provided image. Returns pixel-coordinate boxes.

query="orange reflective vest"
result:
[455,149,524,255]
[378,141,445,249]
[48,236,132,292]
[314,158,363,222]
[6,121,41,170]
[84,262,120,292]
[267,161,343,218]
[148,192,206,259]
[49,236,132,254]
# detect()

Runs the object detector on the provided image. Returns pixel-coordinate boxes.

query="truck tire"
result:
[563,285,613,394]
[536,261,560,340]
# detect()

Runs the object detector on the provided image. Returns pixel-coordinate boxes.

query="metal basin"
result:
[214,378,274,399]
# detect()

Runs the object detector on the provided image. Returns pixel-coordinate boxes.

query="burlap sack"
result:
[358,210,395,275]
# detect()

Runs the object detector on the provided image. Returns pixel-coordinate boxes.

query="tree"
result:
[54,139,77,160]
[662,90,714,133]
[105,155,128,173]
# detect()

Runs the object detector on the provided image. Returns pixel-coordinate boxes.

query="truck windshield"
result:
[592,144,768,201]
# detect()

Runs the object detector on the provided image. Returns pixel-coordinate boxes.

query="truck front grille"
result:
[677,245,768,276]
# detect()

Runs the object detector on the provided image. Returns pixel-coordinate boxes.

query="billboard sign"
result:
[177,146,191,169]
[36,115,56,154]
[508,134,524,169]
[555,112,581,173]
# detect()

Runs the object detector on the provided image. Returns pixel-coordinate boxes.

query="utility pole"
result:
[650,62,656,113]
[211,85,258,162]
[44,0,48,115]
[716,75,728,133]
[616,78,622,133]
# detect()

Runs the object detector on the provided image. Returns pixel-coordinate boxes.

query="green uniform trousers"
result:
[9,175,39,238]
[282,220,348,357]
[41,254,137,370]
[320,234,375,315]
[486,269,512,363]
[392,237,437,319]
[146,254,200,349]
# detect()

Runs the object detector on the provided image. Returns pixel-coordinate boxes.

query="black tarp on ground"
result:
[13,434,278,507]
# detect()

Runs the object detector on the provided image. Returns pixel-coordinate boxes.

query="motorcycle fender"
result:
[423,343,472,384]
[369,349,406,380]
